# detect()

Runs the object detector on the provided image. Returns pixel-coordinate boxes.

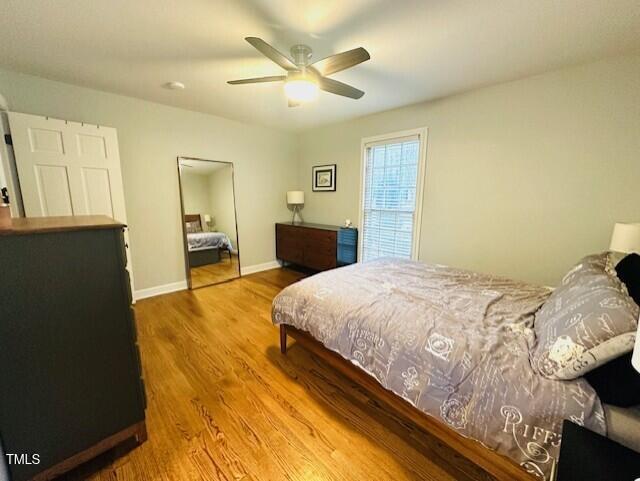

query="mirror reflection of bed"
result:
[178,158,240,288]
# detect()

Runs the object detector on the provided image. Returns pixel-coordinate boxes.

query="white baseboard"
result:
[133,261,281,301]
[241,260,281,276]
[134,280,188,301]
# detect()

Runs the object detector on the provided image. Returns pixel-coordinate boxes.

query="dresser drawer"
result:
[304,228,337,249]
[138,376,147,410]
[124,268,133,305]
[128,307,138,342]
[276,230,303,247]
[304,240,336,258]
[276,223,352,271]
[276,237,304,264]
[118,229,128,269]
[304,250,337,271]
[276,223,301,239]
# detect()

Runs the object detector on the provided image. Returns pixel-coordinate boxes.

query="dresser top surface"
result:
[277,221,347,232]
[0,215,124,236]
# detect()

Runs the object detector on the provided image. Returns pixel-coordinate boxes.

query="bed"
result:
[272,256,639,480]
[184,214,233,267]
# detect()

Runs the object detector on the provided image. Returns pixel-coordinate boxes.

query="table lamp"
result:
[610,222,640,255]
[203,214,212,231]
[287,191,304,224]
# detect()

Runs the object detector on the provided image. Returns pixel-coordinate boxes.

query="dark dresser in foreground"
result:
[276,222,358,271]
[0,216,146,481]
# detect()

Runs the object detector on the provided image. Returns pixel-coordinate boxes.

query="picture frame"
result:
[312,164,336,192]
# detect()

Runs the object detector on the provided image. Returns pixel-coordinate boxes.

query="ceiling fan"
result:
[228,37,370,106]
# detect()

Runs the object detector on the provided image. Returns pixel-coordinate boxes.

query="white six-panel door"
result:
[8,112,135,292]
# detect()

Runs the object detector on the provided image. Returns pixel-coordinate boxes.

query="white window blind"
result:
[362,135,421,261]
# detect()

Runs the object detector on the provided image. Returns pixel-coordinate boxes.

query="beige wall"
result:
[297,55,640,286]
[0,69,298,292]
[180,171,211,217]
[2,54,638,290]
[208,165,238,250]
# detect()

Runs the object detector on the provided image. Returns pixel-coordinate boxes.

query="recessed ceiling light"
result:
[164,81,185,90]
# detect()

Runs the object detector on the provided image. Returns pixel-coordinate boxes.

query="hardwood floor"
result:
[63,268,494,481]
[190,253,239,288]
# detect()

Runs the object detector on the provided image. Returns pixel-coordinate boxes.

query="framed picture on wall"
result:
[312,164,336,192]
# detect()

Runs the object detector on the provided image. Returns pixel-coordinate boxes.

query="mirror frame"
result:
[176,156,241,289]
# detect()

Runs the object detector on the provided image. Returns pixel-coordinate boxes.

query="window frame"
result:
[358,127,428,262]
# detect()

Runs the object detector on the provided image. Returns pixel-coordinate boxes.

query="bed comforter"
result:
[271,258,606,479]
[187,231,232,252]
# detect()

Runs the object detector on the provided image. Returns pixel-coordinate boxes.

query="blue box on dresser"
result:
[337,227,358,266]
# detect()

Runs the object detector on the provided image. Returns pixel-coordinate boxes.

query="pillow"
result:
[560,252,611,284]
[616,253,640,307]
[532,253,639,380]
[584,352,640,407]
[185,221,201,234]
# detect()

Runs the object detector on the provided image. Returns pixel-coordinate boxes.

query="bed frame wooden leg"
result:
[280,325,287,354]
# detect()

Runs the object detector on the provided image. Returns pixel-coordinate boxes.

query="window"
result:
[359,130,426,262]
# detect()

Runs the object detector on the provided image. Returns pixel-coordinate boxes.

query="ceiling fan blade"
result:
[310,47,370,76]
[318,77,364,99]
[245,37,298,71]
[227,75,286,85]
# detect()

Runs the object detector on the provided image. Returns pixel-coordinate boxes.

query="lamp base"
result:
[291,206,302,225]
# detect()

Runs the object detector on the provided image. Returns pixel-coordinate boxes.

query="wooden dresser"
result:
[276,222,357,271]
[0,216,146,481]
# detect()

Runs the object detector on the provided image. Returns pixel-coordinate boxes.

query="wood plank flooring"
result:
[190,253,240,288]
[63,268,494,481]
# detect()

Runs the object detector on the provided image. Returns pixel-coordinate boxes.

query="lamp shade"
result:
[287,190,304,205]
[609,223,640,253]
[203,214,211,223]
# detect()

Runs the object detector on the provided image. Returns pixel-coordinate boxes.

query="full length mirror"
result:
[178,157,240,288]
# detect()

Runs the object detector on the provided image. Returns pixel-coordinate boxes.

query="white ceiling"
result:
[0,0,639,131]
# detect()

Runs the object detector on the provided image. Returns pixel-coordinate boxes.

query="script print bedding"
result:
[187,231,232,251]
[272,258,606,479]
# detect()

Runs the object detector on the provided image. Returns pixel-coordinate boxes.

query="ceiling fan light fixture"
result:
[228,38,369,104]
[284,78,318,102]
